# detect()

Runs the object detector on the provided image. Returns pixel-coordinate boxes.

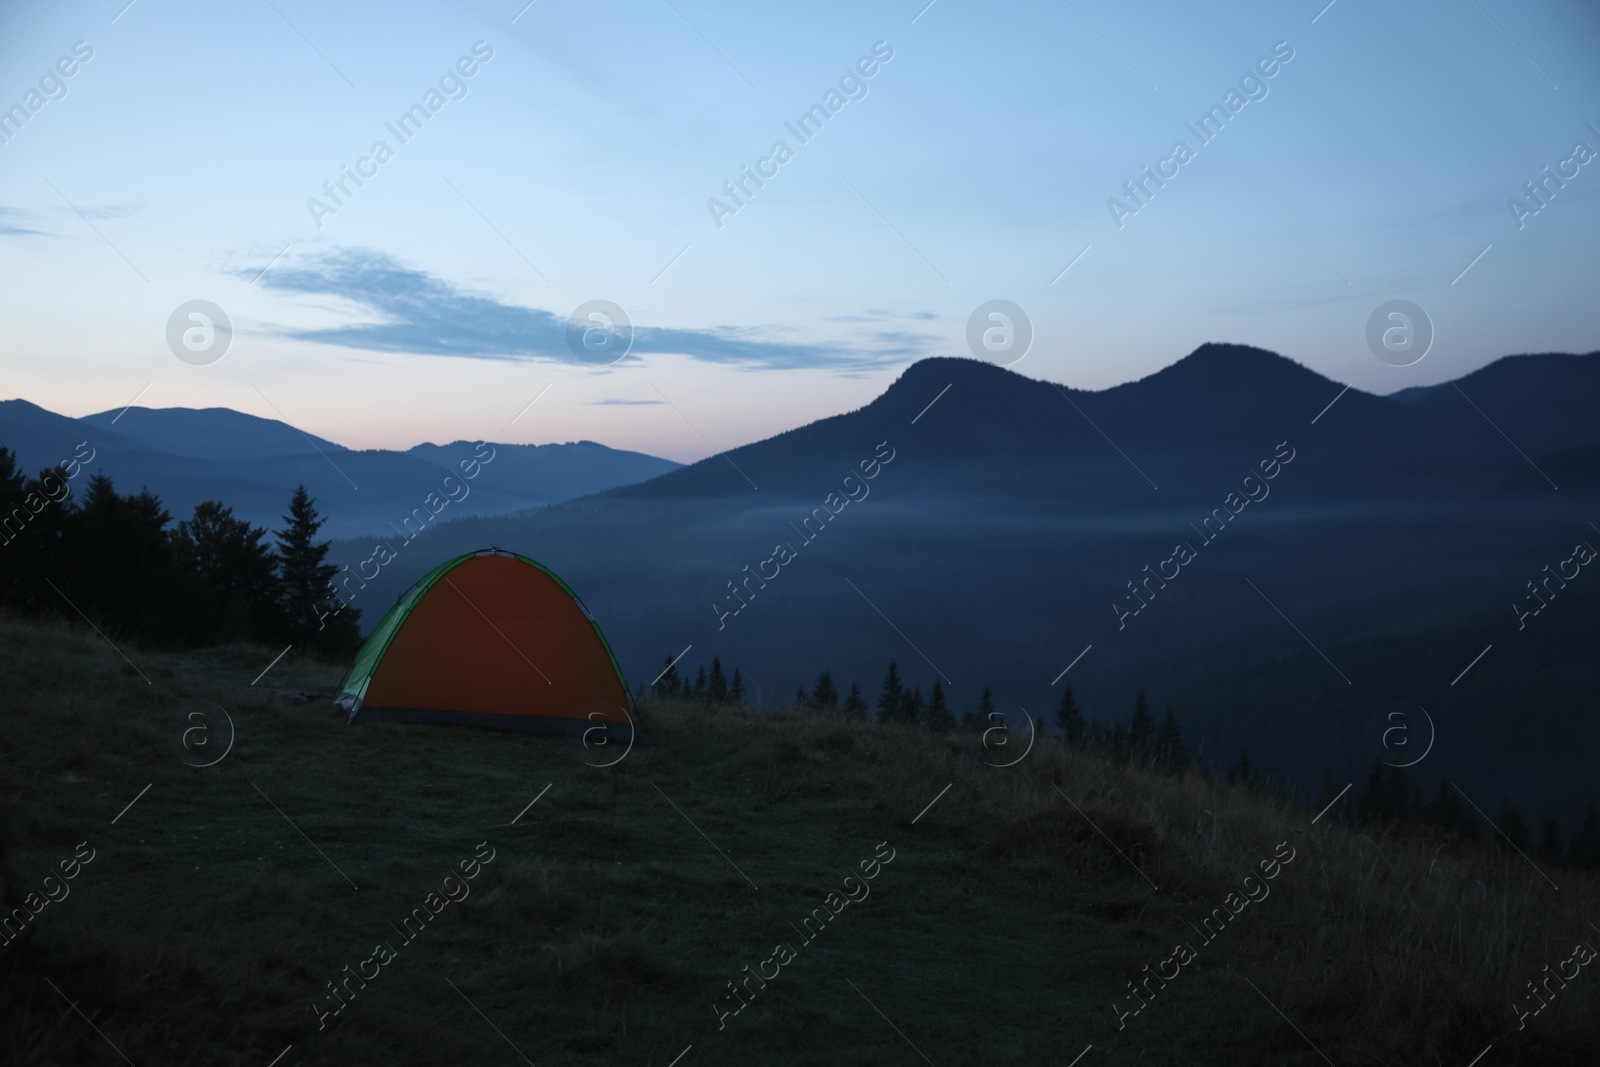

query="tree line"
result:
[657,652,1600,869]
[0,446,359,655]
[651,655,749,706]
[652,655,1195,773]
[1296,759,1600,871]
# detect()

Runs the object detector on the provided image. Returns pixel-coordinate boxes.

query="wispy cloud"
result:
[249,250,917,369]
[0,207,49,237]
[1,203,136,237]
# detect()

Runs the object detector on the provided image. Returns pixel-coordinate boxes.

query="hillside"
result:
[0,614,1595,1065]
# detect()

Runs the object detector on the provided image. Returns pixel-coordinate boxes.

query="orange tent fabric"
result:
[335,550,633,737]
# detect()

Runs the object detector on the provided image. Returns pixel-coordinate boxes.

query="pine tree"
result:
[275,485,358,655]
[1357,760,1388,823]
[901,686,924,727]
[1538,816,1564,865]
[1127,690,1154,762]
[812,670,839,711]
[795,686,810,710]
[1086,721,1105,751]
[1313,771,1346,824]
[708,657,729,705]
[843,681,867,719]
[58,474,177,642]
[0,446,24,531]
[656,655,682,698]
[877,661,904,722]
[925,681,953,732]
[729,669,745,706]
[1424,779,1475,839]
[1569,805,1600,868]
[171,500,284,644]
[692,666,706,701]
[1154,708,1188,773]
[1056,687,1085,747]
[0,448,43,612]
[1226,750,1257,789]
[1108,723,1128,763]
[1382,766,1411,824]
[1496,802,1529,853]
[978,685,996,722]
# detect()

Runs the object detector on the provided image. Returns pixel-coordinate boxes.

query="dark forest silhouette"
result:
[0,445,359,656]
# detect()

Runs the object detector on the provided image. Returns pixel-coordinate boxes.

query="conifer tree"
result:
[0,448,46,612]
[0,446,24,527]
[1382,765,1412,824]
[1496,801,1529,853]
[1538,816,1564,865]
[692,666,706,701]
[708,657,729,705]
[1569,805,1600,868]
[1086,720,1105,751]
[172,500,283,644]
[843,681,867,718]
[1109,723,1128,764]
[59,474,176,641]
[656,655,682,698]
[729,669,745,706]
[812,670,839,711]
[925,681,953,732]
[1424,779,1474,839]
[1154,708,1189,773]
[1127,690,1154,762]
[1226,750,1257,789]
[1314,771,1345,824]
[1056,687,1085,747]
[1357,760,1388,823]
[795,686,809,710]
[877,661,904,722]
[901,686,924,727]
[275,485,358,655]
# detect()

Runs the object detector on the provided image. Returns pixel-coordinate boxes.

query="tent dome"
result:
[334,549,633,738]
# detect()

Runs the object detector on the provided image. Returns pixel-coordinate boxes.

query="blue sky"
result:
[1,0,1596,461]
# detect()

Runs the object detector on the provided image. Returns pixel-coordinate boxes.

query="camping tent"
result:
[334,549,633,738]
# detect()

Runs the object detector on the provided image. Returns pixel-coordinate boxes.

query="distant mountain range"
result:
[0,400,680,539]
[5,345,1596,822]
[310,343,1597,823]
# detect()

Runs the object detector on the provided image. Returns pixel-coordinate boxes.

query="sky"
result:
[1,0,1597,462]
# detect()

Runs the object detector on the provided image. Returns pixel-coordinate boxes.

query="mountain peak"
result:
[1164,342,1318,379]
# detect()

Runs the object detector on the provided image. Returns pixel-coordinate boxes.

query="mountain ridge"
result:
[0,400,682,540]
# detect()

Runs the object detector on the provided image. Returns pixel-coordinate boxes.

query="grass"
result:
[1,612,1596,1065]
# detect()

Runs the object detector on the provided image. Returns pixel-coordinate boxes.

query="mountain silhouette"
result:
[316,343,1598,824]
[0,399,679,540]
[81,405,345,461]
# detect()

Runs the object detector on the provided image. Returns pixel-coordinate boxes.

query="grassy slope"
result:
[1,615,1596,1065]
